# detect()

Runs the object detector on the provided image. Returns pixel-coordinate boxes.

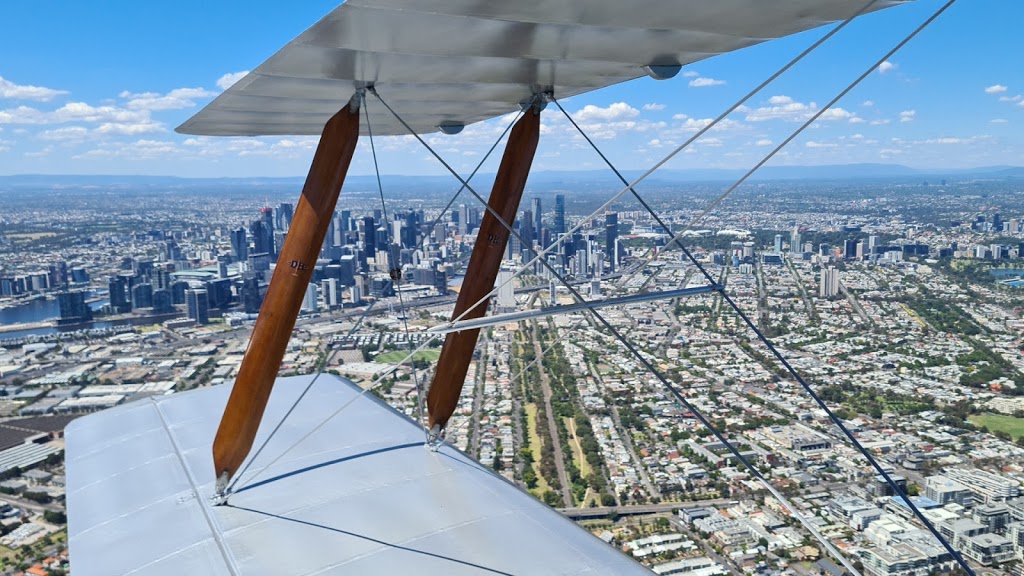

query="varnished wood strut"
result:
[213,101,360,487]
[427,108,541,432]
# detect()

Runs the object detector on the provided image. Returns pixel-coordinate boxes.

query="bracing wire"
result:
[369,0,967,570]
[232,111,524,491]
[226,301,378,494]
[553,0,971,572]
[366,0,884,350]
[370,93,860,570]
[363,96,427,433]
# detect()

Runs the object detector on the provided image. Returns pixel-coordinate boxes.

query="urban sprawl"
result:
[1,176,1023,576]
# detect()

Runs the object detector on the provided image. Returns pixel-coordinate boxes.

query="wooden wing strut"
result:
[213,101,360,489]
[427,108,541,433]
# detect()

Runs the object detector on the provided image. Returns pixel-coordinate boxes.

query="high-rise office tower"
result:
[261,207,275,231]
[844,239,858,260]
[554,194,566,235]
[186,288,210,325]
[57,290,93,324]
[458,204,469,235]
[774,234,783,253]
[132,283,154,309]
[250,220,272,256]
[531,197,542,241]
[277,203,294,231]
[109,276,131,313]
[362,216,376,254]
[605,212,618,272]
[230,227,248,261]
[521,210,535,246]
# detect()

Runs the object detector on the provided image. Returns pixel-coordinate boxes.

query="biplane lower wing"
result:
[66,374,652,575]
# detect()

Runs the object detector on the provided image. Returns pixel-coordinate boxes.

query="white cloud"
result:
[849,117,866,124]
[924,137,962,144]
[0,76,68,102]
[745,96,855,124]
[899,110,916,123]
[120,87,217,111]
[818,108,855,121]
[689,77,726,88]
[574,102,639,122]
[677,117,744,133]
[870,119,891,126]
[217,71,250,91]
[755,139,773,147]
[999,95,1023,103]
[38,126,89,141]
[878,61,896,74]
[805,141,837,149]
[0,102,151,125]
[862,100,875,107]
[642,103,666,111]
[991,118,1008,124]
[672,113,689,121]
[94,121,165,135]
[682,70,700,77]
[984,84,1008,94]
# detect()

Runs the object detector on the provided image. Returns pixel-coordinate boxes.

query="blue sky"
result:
[0,0,1020,177]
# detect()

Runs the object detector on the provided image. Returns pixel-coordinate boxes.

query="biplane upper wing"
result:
[67,374,653,575]
[177,0,905,137]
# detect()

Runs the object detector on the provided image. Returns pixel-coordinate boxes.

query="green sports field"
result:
[969,413,1024,439]
[373,348,441,364]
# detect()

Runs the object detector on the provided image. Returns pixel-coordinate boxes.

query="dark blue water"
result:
[0,292,105,325]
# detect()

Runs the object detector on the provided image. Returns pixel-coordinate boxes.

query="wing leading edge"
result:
[177,0,907,137]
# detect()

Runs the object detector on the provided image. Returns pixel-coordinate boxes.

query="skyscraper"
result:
[521,210,535,247]
[277,203,294,231]
[250,220,272,256]
[774,234,783,253]
[57,290,93,324]
[132,283,154,309]
[458,204,469,235]
[186,288,210,325]
[531,197,542,241]
[605,212,618,272]
[554,194,566,235]
[362,216,376,254]
[844,239,858,260]
[261,206,275,231]
[108,276,131,313]
[819,267,840,298]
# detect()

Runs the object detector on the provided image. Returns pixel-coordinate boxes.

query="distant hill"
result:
[1,163,1022,189]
